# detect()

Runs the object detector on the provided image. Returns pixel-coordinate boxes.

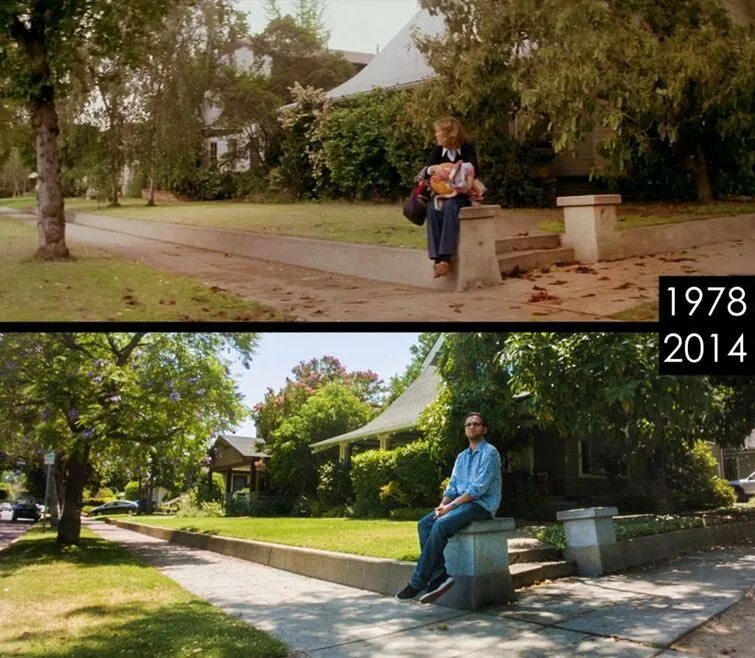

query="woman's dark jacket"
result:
[423,143,479,178]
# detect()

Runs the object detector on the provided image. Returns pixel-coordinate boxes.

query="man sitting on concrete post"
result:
[396,411,502,604]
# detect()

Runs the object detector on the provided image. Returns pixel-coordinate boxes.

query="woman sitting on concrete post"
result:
[423,117,480,278]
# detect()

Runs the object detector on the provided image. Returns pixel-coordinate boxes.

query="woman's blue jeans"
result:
[409,503,492,590]
[426,195,471,261]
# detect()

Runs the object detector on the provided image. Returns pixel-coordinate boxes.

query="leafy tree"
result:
[269,382,375,495]
[0,0,189,259]
[502,333,749,512]
[418,333,532,469]
[252,355,384,440]
[0,332,258,544]
[251,14,351,101]
[418,0,755,201]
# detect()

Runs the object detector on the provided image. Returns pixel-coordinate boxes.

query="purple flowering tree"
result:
[0,332,258,545]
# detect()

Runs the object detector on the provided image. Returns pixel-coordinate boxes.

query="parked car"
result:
[12,499,41,522]
[729,471,755,502]
[0,501,13,521]
[88,500,139,516]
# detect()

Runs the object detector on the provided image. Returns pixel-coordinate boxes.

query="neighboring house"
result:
[310,339,444,460]
[203,42,374,170]
[721,429,755,480]
[208,434,271,502]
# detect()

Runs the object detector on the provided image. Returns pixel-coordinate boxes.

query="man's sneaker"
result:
[419,575,455,604]
[395,584,421,601]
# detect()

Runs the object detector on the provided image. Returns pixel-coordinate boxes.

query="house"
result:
[203,41,374,170]
[721,429,755,480]
[323,3,755,191]
[208,434,271,503]
[309,336,667,512]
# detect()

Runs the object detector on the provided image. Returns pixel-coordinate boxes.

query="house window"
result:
[231,473,248,491]
[209,141,218,166]
[579,440,627,478]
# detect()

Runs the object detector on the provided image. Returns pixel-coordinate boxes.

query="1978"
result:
[666,285,747,318]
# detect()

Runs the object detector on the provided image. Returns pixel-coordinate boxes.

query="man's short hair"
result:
[465,411,487,428]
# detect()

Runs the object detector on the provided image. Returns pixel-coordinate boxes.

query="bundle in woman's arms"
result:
[428,162,486,202]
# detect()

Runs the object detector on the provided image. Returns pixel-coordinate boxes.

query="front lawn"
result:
[136,515,421,561]
[0,526,287,658]
[0,218,286,321]
[538,200,755,233]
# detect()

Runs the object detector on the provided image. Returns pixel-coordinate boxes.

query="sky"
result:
[236,0,421,53]
[230,332,421,436]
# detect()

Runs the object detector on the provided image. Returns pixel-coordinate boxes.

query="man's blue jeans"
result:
[409,502,492,590]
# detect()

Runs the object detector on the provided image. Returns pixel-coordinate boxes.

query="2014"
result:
[663,333,747,363]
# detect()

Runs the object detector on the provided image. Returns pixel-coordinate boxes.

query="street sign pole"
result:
[43,450,55,530]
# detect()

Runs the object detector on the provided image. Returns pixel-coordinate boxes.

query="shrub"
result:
[175,500,225,518]
[667,441,737,511]
[350,450,396,513]
[316,459,353,506]
[194,472,225,504]
[124,481,141,501]
[174,167,236,200]
[391,441,442,508]
[82,486,117,507]
[389,506,430,521]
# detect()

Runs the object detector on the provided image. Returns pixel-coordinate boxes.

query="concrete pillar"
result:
[378,435,390,451]
[557,506,618,576]
[435,518,516,610]
[455,205,504,291]
[556,194,621,262]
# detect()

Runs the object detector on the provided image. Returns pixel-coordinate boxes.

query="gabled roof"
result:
[326,9,443,101]
[215,434,269,459]
[310,338,444,451]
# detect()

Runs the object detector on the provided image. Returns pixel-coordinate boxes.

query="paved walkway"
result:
[87,519,755,657]
[0,519,33,551]
[5,208,753,321]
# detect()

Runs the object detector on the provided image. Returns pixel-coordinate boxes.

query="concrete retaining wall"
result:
[602,214,754,261]
[601,518,755,573]
[72,213,455,291]
[109,519,414,595]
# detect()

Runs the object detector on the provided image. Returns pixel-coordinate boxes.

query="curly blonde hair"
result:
[433,117,467,149]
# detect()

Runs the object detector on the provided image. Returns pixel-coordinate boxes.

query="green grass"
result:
[0,218,287,321]
[137,515,422,561]
[0,195,36,210]
[0,526,287,658]
[539,200,755,233]
[609,301,659,321]
[68,197,429,249]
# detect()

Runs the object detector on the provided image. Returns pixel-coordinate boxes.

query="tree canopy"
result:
[418,0,755,201]
[0,332,258,544]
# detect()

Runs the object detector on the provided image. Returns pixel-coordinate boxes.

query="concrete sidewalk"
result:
[86,518,755,657]
[5,208,753,321]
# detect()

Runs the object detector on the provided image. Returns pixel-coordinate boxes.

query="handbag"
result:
[402,180,430,226]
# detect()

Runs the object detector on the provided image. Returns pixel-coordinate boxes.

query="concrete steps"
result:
[511,560,576,589]
[497,246,574,275]
[508,538,576,589]
[495,234,561,253]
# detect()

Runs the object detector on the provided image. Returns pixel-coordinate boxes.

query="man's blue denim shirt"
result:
[443,438,502,514]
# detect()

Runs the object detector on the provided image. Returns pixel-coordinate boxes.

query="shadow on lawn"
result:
[0,531,151,577]
[10,600,287,658]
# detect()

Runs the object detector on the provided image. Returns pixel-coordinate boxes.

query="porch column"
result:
[338,442,352,461]
[379,435,390,451]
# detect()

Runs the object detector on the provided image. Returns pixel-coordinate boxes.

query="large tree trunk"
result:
[31,89,69,261]
[692,144,714,202]
[57,449,89,545]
